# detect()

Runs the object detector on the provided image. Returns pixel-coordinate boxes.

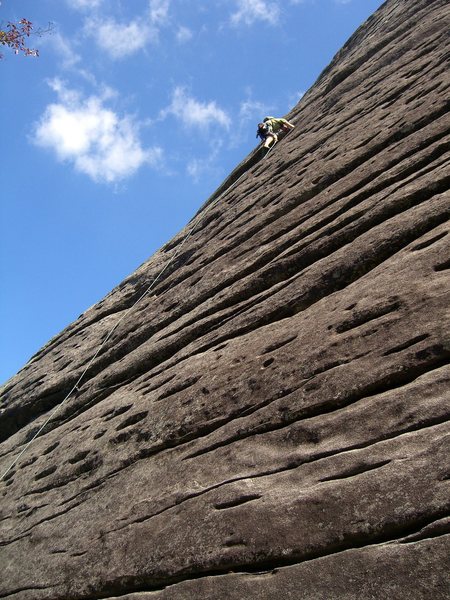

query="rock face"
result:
[1,0,449,598]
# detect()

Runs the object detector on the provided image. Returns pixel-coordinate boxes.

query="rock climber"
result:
[256,116,295,152]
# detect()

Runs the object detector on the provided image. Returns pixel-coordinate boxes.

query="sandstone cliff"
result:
[1,0,449,598]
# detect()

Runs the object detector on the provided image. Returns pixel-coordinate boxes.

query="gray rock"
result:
[1,0,449,598]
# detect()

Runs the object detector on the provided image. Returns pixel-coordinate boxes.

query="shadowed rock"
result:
[1,0,449,598]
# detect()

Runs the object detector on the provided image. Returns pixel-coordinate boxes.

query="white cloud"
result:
[176,25,193,43]
[40,30,97,84]
[84,1,170,59]
[33,80,162,183]
[231,0,280,26]
[149,0,170,25]
[239,98,271,121]
[85,17,157,59]
[187,157,212,181]
[161,87,230,131]
[69,0,103,10]
[187,142,223,182]
[44,32,81,69]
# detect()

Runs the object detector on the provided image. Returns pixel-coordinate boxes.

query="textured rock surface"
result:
[1,0,449,598]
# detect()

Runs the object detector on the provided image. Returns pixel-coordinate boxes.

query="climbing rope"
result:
[0,145,275,483]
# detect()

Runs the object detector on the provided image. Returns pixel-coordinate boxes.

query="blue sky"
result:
[0,0,384,384]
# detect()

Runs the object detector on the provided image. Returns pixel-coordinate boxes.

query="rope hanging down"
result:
[0,146,275,482]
